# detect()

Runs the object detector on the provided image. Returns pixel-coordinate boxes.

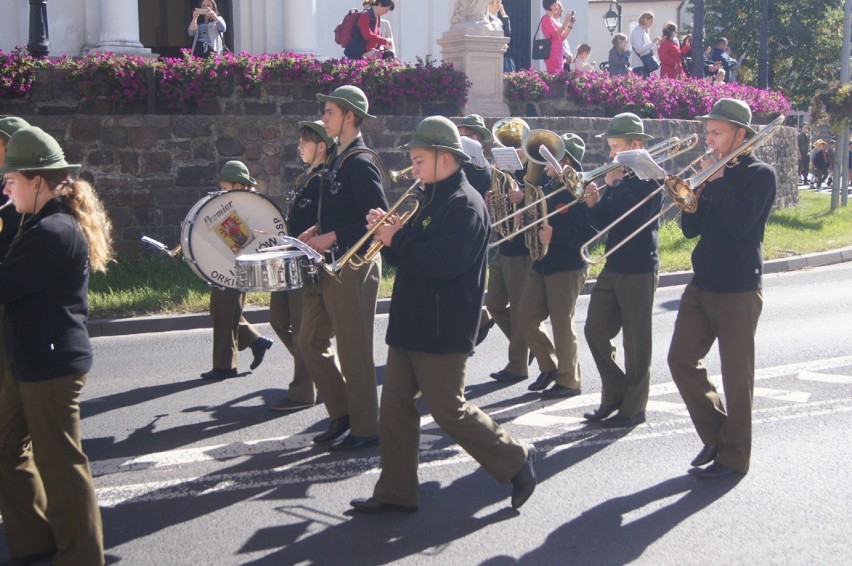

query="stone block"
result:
[173,117,213,138]
[262,156,282,175]
[244,142,262,161]
[130,128,159,150]
[88,150,115,167]
[216,137,244,157]
[193,143,215,161]
[143,152,173,174]
[176,164,216,186]
[108,207,134,227]
[118,151,140,175]
[134,207,162,226]
[104,128,129,147]
[70,117,102,142]
[244,102,276,115]
[260,127,280,141]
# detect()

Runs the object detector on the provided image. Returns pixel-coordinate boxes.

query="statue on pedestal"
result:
[451,0,489,26]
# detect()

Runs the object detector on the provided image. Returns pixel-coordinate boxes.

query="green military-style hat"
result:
[456,114,493,143]
[217,160,256,186]
[560,133,585,172]
[316,85,375,120]
[0,116,30,141]
[596,112,654,140]
[298,120,334,146]
[696,97,756,138]
[0,126,79,175]
[400,116,470,162]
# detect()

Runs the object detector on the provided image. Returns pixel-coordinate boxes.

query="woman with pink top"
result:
[540,0,575,74]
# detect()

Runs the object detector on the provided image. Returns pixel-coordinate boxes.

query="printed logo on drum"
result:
[204,201,236,226]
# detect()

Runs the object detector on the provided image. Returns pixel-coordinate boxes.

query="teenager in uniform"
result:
[298,85,389,451]
[351,116,535,513]
[583,113,664,427]
[668,98,777,478]
[0,126,114,565]
[268,121,332,411]
[201,161,274,380]
[519,134,596,398]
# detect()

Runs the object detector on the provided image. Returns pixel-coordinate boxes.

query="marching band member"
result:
[351,116,535,513]
[0,126,113,565]
[298,85,388,450]
[268,121,332,411]
[201,161,273,380]
[583,113,664,427]
[519,134,597,397]
[668,99,776,478]
[485,120,533,383]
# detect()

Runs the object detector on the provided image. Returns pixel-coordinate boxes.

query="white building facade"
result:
[0,1,686,73]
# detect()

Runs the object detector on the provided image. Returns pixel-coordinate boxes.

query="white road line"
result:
[797,371,852,384]
[89,355,852,479]
[94,398,852,507]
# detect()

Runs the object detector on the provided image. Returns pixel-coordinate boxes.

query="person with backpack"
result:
[343,0,395,60]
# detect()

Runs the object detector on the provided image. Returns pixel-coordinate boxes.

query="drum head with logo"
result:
[180,190,288,289]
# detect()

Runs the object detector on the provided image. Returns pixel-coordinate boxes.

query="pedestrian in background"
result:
[797,124,811,185]
[0,126,114,565]
[188,0,226,58]
[539,0,575,74]
[658,21,686,78]
[607,33,630,76]
[629,11,659,78]
[487,0,515,72]
[811,139,829,190]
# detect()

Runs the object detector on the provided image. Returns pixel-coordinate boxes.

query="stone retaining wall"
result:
[6,111,798,256]
[0,69,799,257]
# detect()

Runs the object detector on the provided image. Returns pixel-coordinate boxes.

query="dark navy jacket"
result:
[382,169,487,354]
[0,199,93,381]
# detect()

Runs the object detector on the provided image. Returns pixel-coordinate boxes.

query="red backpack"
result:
[334,9,362,48]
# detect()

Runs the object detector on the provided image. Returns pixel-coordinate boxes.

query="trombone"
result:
[580,115,785,265]
[489,134,699,248]
[324,178,422,278]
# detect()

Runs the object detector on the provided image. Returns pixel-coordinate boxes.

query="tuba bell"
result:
[492,117,530,149]
[519,129,566,261]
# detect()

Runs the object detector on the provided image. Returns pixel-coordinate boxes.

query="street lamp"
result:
[603,1,622,35]
[27,0,50,58]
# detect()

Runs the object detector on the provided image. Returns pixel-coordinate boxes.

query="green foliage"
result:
[699,0,846,108]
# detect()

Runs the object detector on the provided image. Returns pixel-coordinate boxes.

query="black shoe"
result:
[688,462,744,479]
[350,497,418,514]
[541,384,581,398]
[510,445,536,509]
[329,434,379,451]
[583,403,620,422]
[270,397,315,412]
[528,371,556,391]
[249,336,273,370]
[313,416,350,445]
[475,318,497,346]
[200,367,238,380]
[690,444,718,467]
[489,369,527,382]
[603,411,646,428]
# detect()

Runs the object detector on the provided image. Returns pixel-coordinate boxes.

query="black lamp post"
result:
[603,0,622,35]
[27,0,50,58]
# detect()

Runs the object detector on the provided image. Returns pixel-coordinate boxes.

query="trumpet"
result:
[324,178,422,277]
[389,166,413,183]
[490,134,699,248]
[0,199,14,232]
[581,115,784,265]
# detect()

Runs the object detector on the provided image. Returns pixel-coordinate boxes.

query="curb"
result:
[86,246,852,338]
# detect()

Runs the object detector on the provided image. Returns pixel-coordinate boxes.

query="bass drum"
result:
[181,190,288,290]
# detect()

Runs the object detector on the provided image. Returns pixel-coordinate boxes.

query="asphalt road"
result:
[2,262,852,565]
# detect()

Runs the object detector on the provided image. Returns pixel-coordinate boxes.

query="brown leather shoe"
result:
[583,403,620,422]
[690,444,718,467]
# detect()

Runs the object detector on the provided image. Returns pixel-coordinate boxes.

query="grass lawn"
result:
[89,191,852,319]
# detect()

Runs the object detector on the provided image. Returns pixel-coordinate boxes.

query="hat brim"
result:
[696,114,757,137]
[399,140,470,162]
[595,131,654,140]
[316,93,375,120]
[298,121,334,145]
[459,124,493,143]
[0,161,80,176]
